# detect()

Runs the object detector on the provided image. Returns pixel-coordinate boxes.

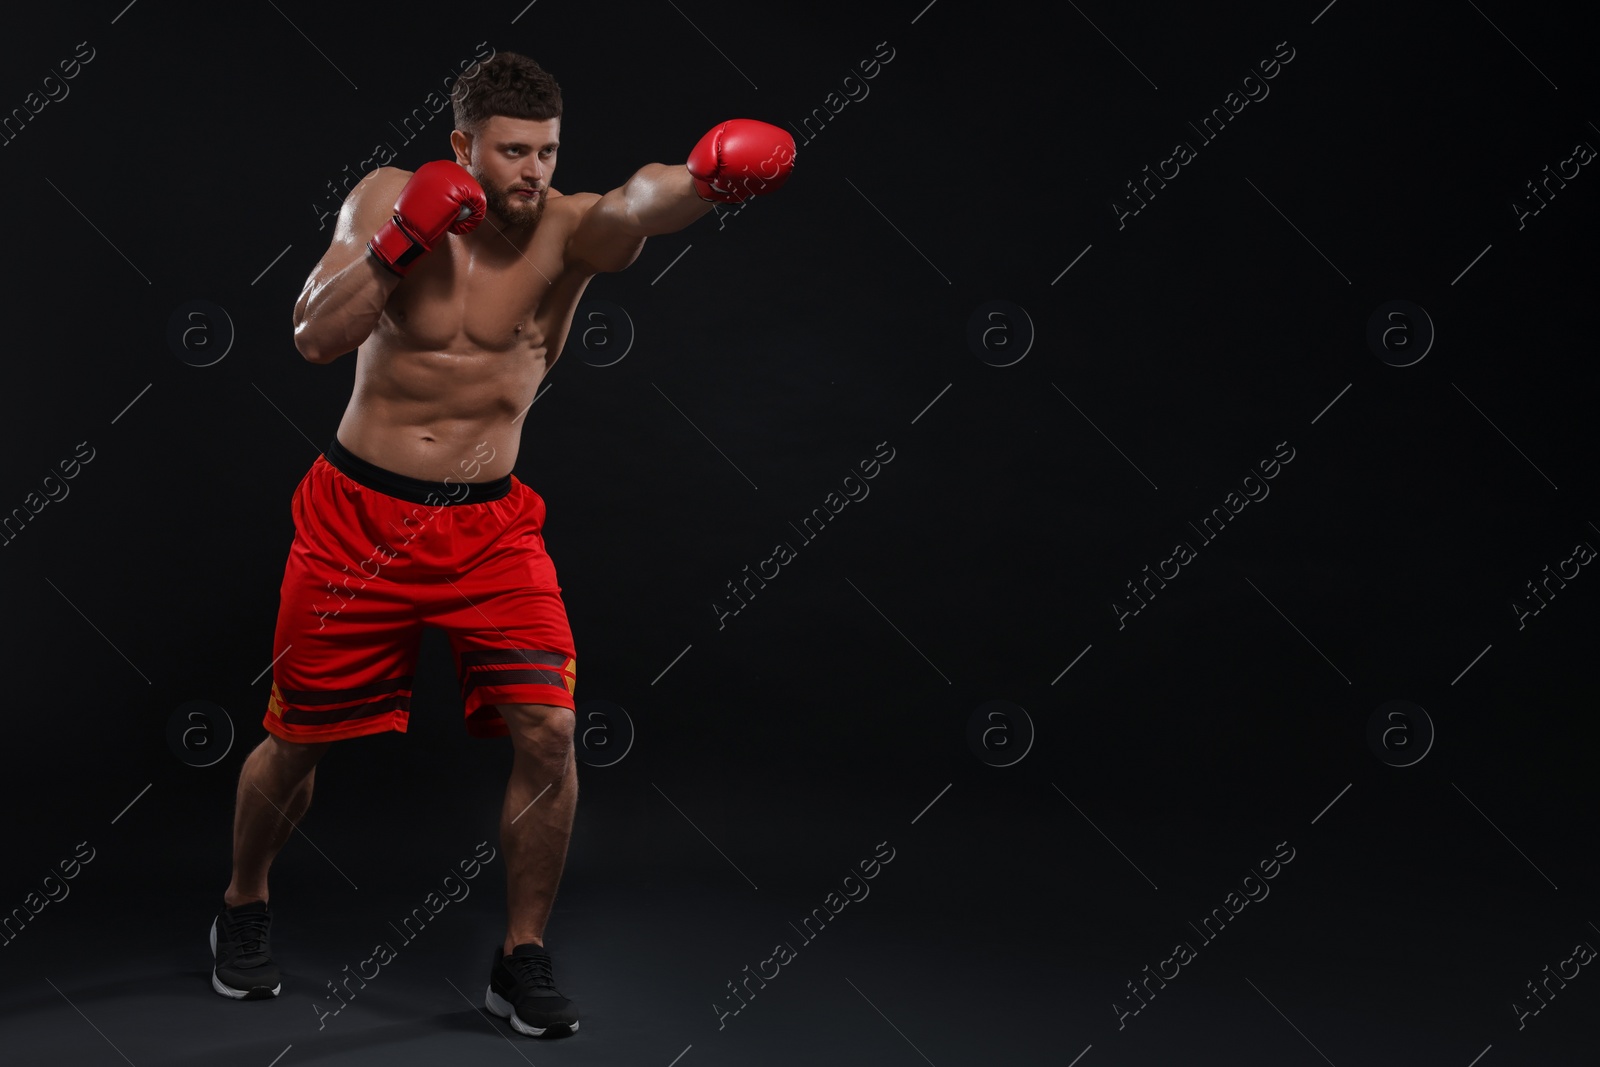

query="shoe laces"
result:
[228,910,271,959]
[505,951,557,991]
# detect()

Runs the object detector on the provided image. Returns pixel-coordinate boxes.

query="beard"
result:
[477,171,545,231]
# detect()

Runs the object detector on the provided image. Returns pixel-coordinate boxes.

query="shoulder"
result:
[543,190,604,248]
[330,168,409,244]
[339,167,409,216]
[354,166,411,200]
[545,189,603,220]
[554,188,645,274]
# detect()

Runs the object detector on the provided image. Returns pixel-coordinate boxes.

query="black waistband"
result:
[324,437,512,505]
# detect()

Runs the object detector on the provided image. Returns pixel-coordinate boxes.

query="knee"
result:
[499,704,576,767]
[260,733,329,779]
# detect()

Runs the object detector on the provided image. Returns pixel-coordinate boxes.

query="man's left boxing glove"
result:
[686,119,796,204]
[368,161,488,276]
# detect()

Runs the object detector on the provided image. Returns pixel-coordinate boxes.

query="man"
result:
[208,52,794,1038]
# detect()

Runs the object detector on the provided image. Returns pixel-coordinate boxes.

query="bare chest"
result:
[378,228,567,357]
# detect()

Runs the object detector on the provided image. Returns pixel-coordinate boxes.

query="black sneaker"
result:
[485,943,579,1035]
[210,901,281,1000]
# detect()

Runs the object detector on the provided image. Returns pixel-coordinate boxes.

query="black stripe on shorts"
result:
[278,693,410,726]
[277,675,415,707]
[462,669,569,693]
[459,650,569,668]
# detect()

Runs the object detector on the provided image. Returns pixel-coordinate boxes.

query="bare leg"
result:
[224,734,330,907]
[496,704,578,955]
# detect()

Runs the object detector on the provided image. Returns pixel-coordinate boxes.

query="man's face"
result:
[455,115,560,230]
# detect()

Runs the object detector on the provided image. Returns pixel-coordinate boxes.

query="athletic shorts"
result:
[263,437,577,744]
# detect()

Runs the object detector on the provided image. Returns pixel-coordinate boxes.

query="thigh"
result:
[265,458,426,743]
[425,484,577,738]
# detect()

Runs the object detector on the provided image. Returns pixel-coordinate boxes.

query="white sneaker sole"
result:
[485,985,578,1036]
[209,917,281,999]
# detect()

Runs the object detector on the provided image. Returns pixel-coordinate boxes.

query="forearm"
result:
[615,163,715,236]
[292,253,401,364]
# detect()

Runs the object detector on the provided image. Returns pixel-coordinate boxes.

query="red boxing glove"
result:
[368,161,487,276]
[686,119,795,204]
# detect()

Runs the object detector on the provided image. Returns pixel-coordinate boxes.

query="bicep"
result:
[567,191,647,274]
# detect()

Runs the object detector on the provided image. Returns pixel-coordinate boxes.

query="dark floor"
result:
[3,762,1595,1066]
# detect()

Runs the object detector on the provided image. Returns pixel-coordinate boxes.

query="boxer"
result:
[207,51,793,1039]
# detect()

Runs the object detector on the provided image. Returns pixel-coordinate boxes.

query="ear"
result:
[450,129,472,167]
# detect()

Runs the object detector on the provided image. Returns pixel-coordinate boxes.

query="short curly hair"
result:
[451,52,563,135]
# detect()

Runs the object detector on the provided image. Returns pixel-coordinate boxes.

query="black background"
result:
[1,1,1596,1064]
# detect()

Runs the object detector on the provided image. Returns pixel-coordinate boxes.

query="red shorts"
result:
[263,437,577,743]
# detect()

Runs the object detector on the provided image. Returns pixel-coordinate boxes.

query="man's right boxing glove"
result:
[368,161,488,276]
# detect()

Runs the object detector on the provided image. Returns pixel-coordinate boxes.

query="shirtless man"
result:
[206,52,794,1038]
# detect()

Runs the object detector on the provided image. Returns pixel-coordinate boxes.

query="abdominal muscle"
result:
[333,318,553,485]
